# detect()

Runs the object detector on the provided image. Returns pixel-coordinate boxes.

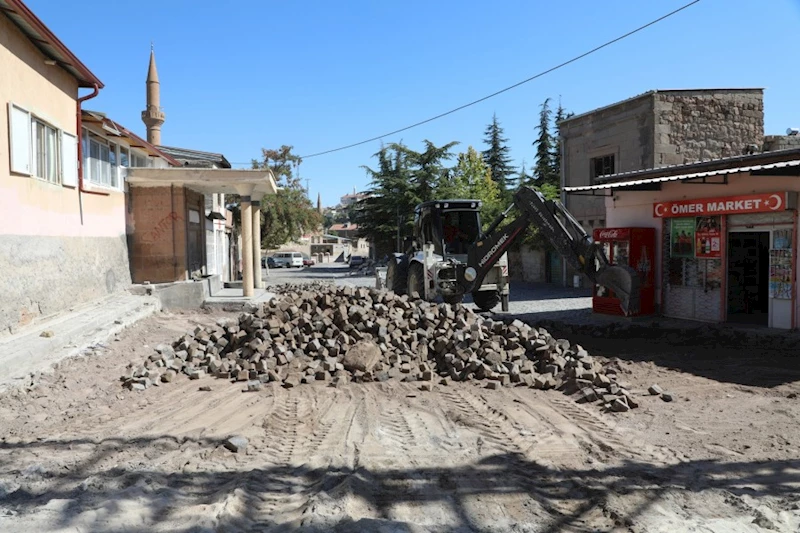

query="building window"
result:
[32,118,60,184]
[82,128,122,189]
[131,152,150,168]
[119,146,130,167]
[590,154,615,182]
[8,103,76,184]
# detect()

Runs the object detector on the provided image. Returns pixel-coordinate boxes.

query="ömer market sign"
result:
[653,192,791,218]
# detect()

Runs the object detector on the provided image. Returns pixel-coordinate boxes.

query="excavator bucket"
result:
[595,264,641,316]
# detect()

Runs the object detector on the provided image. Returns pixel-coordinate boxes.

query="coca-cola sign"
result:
[594,228,630,241]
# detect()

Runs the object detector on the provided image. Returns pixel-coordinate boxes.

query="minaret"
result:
[141,44,165,145]
[317,193,322,214]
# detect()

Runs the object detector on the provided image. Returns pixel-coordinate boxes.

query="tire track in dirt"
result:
[543,394,683,466]
[439,386,534,456]
[433,386,601,528]
[212,386,371,530]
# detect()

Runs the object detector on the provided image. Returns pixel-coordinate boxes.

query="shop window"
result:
[666,217,723,290]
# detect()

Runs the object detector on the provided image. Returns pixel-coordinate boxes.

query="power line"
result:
[294,0,700,160]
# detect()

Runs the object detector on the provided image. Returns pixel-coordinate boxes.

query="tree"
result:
[353,143,413,256]
[532,98,557,187]
[517,160,532,187]
[552,100,574,187]
[354,139,459,256]
[436,146,502,229]
[481,113,516,199]
[248,145,322,249]
[398,139,459,203]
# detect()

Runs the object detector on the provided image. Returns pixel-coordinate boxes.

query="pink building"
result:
[0,0,124,335]
[565,146,800,330]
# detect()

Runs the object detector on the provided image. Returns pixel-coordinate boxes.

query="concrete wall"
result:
[605,174,800,325]
[508,246,546,283]
[560,93,654,225]
[0,14,131,335]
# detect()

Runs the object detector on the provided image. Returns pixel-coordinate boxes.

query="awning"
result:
[126,168,278,196]
[564,159,800,192]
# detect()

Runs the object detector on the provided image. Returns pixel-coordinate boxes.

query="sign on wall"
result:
[670,218,695,258]
[695,216,721,259]
[653,192,790,218]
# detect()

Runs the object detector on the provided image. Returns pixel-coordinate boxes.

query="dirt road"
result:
[1,309,799,532]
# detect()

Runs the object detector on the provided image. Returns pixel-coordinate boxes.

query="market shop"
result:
[563,148,800,330]
[653,192,796,328]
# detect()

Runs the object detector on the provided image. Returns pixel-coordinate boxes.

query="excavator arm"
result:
[465,186,641,316]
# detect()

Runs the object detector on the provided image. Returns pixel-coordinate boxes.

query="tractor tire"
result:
[443,294,464,305]
[473,290,501,312]
[386,255,409,295]
[407,261,425,299]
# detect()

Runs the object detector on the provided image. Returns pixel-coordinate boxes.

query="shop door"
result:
[727,231,769,325]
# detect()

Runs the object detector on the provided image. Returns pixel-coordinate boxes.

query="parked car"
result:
[301,253,316,267]
[272,251,303,268]
[262,255,277,268]
[349,255,365,268]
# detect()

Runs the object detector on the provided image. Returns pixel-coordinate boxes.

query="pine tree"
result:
[533,98,556,187]
[517,160,532,187]
[481,113,516,197]
[551,99,574,187]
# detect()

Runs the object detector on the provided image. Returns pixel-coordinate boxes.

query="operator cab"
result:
[413,199,482,258]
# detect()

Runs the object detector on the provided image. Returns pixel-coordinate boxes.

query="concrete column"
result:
[252,200,263,289]
[241,196,254,297]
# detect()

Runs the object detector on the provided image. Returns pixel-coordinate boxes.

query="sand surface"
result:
[0,310,798,532]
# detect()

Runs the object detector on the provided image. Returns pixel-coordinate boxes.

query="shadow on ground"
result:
[0,435,797,532]
[513,315,800,389]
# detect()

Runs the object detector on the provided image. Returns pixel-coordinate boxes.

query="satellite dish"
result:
[786,127,800,136]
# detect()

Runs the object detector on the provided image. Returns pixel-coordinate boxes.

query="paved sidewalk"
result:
[0,292,161,393]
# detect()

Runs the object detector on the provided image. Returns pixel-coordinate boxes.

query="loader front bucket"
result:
[595,264,641,316]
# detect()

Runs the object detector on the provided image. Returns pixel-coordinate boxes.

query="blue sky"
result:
[25,0,800,207]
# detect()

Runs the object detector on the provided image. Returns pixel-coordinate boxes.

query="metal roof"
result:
[564,159,800,192]
[0,0,103,88]
[157,145,232,168]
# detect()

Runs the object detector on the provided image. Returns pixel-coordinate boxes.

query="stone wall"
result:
[764,134,800,152]
[653,89,764,166]
[0,235,131,336]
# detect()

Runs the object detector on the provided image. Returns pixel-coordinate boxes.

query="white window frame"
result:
[130,150,152,168]
[61,131,78,187]
[8,103,32,175]
[81,127,124,191]
[8,102,73,186]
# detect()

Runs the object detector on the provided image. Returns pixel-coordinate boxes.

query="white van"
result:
[273,251,303,268]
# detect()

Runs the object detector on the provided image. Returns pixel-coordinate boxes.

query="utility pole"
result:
[396,204,401,253]
[305,178,310,199]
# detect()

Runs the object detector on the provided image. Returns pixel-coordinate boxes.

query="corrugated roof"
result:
[157,145,231,168]
[564,159,800,192]
[0,0,103,88]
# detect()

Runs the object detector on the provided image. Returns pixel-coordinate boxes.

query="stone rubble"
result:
[120,284,641,412]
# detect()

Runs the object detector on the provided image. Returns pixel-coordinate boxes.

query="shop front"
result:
[654,192,797,329]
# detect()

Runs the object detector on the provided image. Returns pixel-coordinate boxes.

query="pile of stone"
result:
[121,284,639,412]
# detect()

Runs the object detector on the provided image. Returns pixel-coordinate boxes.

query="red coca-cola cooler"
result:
[592,227,655,316]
